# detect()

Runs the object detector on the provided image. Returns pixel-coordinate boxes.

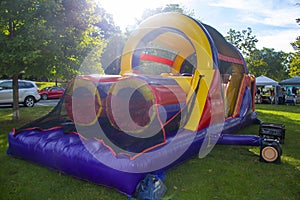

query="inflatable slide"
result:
[7,13,283,198]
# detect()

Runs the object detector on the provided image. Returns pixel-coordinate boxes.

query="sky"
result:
[98,0,299,53]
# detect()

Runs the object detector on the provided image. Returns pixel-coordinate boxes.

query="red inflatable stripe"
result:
[218,53,244,65]
[140,54,174,66]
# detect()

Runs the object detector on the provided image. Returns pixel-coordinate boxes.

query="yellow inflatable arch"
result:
[120,13,220,131]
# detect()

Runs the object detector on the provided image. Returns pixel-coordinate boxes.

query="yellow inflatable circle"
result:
[106,76,157,134]
[70,78,102,126]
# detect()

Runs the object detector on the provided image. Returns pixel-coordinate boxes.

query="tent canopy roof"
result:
[279,76,300,86]
[256,75,278,86]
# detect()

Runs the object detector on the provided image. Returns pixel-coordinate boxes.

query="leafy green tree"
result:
[291,18,300,51]
[224,27,293,81]
[246,48,289,81]
[94,7,121,39]
[225,27,258,57]
[288,53,300,76]
[0,0,110,121]
[0,0,51,121]
[102,34,125,75]
[140,4,194,22]
[289,18,300,77]
[124,4,195,36]
[43,0,106,81]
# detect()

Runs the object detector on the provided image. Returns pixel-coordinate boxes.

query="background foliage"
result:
[0,0,120,81]
[0,2,299,121]
[0,2,299,81]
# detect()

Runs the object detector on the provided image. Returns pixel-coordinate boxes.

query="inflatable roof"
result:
[8,13,265,198]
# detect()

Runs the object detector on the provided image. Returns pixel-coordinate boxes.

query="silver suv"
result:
[0,80,41,107]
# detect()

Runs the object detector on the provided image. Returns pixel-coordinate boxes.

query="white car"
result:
[0,80,41,107]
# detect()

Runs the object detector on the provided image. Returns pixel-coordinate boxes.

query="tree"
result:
[0,0,50,121]
[291,18,300,51]
[225,27,258,57]
[246,48,289,81]
[140,4,194,22]
[0,0,110,121]
[124,4,195,35]
[102,34,126,75]
[93,7,121,39]
[289,18,300,77]
[42,0,106,81]
[224,27,292,80]
[288,53,300,76]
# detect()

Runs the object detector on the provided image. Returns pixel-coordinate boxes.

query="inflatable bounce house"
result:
[7,13,284,199]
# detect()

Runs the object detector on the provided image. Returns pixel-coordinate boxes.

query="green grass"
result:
[0,104,299,199]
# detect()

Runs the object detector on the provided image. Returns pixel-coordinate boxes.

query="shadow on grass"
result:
[164,142,300,199]
[255,103,300,114]
[257,107,300,160]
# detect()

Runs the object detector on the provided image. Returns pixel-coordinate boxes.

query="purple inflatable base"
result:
[7,112,261,197]
[7,129,147,197]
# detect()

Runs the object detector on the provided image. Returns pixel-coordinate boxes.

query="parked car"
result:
[0,80,41,107]
[39,86,65,100]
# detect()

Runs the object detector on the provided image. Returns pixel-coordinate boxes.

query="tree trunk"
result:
[12,74,20,122]
[9,17,19,121]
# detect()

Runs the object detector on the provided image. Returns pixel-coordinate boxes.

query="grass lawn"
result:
[0,104,299,199]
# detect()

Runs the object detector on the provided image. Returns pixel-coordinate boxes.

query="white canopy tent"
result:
[255,75,279,104]
[256,75,278,86]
